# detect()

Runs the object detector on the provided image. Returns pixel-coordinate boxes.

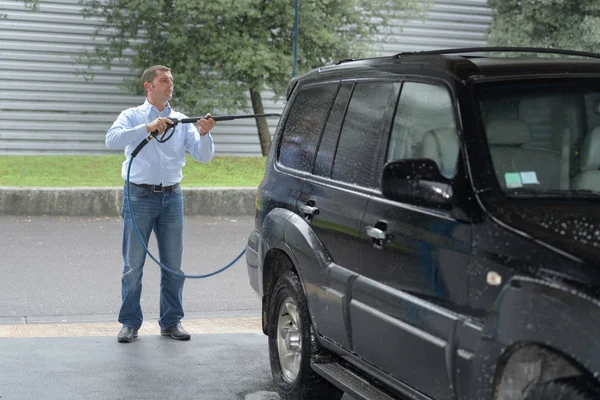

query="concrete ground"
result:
[1,327,276,400]
[0,318,355,400]
[0,192,358,400]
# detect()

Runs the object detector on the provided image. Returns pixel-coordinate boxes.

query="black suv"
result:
[245,47,600,400]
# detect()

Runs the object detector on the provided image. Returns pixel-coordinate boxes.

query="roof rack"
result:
[336,58,355,65]
[392,47,600,60]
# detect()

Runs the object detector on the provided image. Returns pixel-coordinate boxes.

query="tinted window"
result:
[388,82,458,179]
[314,83,353,178]
[477,79,600,192]
[278,84,338,172]
[332,82,397,187]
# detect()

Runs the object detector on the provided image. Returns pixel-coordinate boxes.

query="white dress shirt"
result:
[106,100,215,186]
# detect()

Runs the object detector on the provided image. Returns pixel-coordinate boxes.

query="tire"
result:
[525,377,600,400]
[267,270,343,400]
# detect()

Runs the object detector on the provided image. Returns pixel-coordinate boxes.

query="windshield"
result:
[477,78,600,196]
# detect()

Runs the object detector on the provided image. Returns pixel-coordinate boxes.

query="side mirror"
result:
[381,158,453,209]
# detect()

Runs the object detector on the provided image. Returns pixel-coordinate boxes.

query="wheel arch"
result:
[259,208,331,336]
[493,342,591,399]
[466,276,600,399]
[261,248,297,334]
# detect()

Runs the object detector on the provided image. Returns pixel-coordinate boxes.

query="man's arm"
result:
[185,122,215,163]
[184,115,216,162]
[105,110,150,150]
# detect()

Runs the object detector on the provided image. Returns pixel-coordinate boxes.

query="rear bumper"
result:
[245,230,262,296]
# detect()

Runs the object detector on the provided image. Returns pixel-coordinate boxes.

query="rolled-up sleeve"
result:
[184,123,214,163]
[106,109,149,150]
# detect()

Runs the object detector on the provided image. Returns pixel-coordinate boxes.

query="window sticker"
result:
[520,171,540,185]
[505,172,523,188]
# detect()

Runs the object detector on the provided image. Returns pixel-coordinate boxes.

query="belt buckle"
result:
[152,185,165,193]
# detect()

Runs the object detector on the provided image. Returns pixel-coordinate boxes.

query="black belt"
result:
[131,182,180,193]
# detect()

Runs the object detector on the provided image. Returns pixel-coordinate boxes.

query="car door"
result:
[298,79,400,350]
[351,81,472,400]
[274,82,340,215]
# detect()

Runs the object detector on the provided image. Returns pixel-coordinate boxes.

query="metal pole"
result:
[293,0,299,77]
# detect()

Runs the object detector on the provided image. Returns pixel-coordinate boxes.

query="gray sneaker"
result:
[160,323,191,340]
[117,326,138,343]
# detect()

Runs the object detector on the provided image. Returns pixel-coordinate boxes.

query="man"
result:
[106,65,216,343]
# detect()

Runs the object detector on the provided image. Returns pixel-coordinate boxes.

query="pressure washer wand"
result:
[172,113,282,124]
[132,113,281,157]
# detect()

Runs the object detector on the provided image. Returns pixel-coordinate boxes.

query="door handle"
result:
[299,200,319,219]
[365,221,392,249]
[365,226,386,240]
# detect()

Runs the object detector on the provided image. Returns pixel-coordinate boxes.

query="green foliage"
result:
[78,0,427,115]
[488,0,600,53]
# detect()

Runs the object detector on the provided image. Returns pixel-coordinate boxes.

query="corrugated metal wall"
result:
[0,0,492,156]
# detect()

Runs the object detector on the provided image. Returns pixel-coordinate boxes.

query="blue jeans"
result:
[119,183,185,330]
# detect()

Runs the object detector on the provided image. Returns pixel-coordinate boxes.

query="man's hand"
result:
[146,117,173,135]
[198,114,216,136]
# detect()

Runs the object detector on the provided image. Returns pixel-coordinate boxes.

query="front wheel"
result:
[267,270,343,400]
[525,377,599,400]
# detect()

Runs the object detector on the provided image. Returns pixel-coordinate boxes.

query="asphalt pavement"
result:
[0,215,260,321]
[0,215,275,400]
[0,215,357,400]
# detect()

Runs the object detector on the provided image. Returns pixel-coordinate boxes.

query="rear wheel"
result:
[267,270,343,400]
[525,377,600,400]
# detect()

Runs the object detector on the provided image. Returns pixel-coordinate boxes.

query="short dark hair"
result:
[141,65,171,92]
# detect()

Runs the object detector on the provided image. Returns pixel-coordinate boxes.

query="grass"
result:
[0,155,267,187]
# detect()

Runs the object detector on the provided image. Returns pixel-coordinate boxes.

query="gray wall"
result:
[0,0,492,156]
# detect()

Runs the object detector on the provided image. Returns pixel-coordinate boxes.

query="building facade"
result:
[0,0,493,156]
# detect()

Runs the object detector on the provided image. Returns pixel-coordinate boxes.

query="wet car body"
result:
[246,48,600,399]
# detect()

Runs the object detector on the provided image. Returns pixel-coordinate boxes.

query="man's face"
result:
[147,70,174,104]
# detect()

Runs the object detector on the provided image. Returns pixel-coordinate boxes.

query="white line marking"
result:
[0,317,262,338]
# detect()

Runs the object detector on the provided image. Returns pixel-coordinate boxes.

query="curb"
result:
[0,187,257,216]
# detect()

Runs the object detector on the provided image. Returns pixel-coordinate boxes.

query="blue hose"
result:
[125,154,246,279]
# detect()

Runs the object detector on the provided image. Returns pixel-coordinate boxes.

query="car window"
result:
[387,82,459,179]
[313,82,353,178]
[278,83,338,172]
[477,78,600,193]
[331,81,398,187]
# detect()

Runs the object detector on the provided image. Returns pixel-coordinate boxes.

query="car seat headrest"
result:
[486,119,532,145]
[579,127,600,171]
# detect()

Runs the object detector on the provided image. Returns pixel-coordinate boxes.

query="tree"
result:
[79,0,427,155]
[487,0,600,53]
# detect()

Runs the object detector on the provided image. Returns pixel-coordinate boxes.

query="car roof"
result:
[298,47,600,85]
[463,57,600,79]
